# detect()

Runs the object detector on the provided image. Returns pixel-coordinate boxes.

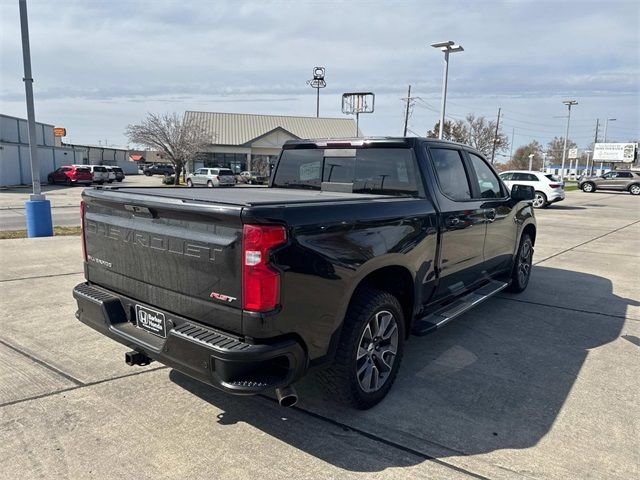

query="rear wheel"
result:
[507,234,533,293]
[47,175,54,184]
[65,177,72,186]
[581,182,595,193]
[187,179,193,187]
[532,191,547,208]
[316,288,405,410]
[207,180,213,188]
[629,184,640,196]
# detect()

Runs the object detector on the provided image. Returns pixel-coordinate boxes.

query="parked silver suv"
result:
[186,168,236,187]
[579,170,640,195]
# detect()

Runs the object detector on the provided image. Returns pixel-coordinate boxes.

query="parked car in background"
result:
[579,170,640,195]
[105,166,117,183]
[144,164,175,176]
[238,170,268,185]
[47,165,93,185]
[186,168,236,187]
[499,170,565,208]
[111,166,125,182]
[86,165,109,184]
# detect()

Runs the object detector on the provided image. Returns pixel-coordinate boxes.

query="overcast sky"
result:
[1,0,638,159]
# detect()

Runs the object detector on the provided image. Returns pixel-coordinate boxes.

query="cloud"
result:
[0,0,637,147]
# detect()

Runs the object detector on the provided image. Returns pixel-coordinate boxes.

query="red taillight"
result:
[216,175,220,180]
[80,201,87,261]
[242,224,287,312]
[549,183,563,189]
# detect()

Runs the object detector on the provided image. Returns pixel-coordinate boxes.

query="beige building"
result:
[184,111,359,174]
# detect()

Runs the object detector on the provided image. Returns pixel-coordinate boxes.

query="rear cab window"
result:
[428,148,472,201]
[273,147,422,196]
[219,169,234,176]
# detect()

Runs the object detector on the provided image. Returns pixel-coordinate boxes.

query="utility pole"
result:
[402,85,413,136]
[19,0,52,237]
[509,127,515,162]
[490,107,501,164]
[560,100,578,180]
[587,119,599,176]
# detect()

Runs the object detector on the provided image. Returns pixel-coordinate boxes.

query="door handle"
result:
[486,209,497,222]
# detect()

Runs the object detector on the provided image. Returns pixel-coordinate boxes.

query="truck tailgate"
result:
[82,189,243,332]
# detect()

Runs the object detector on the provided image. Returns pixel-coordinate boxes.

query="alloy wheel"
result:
[518,240,533,286]
[356,310,399,393]
[532,193,545,208]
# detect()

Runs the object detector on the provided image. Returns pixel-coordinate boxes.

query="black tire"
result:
[65,177,72,186]
[581,182,595,193]
[47,175,54,184]
[628,184,640,196]
[207,180,214,188]
[187,179,193,187]
[532,191,547,208]
[316,288,405,410]
[507,234,533,293]
[144,172,152,176]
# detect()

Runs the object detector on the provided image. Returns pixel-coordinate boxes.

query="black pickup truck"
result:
[73,137,536,409]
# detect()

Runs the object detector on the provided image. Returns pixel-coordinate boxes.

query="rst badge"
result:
[210,292,237,303]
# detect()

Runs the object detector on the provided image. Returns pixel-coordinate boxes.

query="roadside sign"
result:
[592,143,637,162]
[53,127,66,137]
[568,148,578,159]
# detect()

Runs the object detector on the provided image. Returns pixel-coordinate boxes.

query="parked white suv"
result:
[499,170,565,208]
[186,168,236,187]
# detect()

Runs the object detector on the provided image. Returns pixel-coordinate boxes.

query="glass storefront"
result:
[203,153,247,173]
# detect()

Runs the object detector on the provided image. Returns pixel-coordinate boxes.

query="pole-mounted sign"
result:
[341,92,375,137]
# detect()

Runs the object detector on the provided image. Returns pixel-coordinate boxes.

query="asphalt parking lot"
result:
[0,190,638,479]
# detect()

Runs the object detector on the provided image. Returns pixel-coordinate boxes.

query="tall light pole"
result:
[306,67,326,118]
[603,118,616,142]
[560,100,578,180]
[431,41,463,139]
[19,0,53,237]
[528,153,535,171]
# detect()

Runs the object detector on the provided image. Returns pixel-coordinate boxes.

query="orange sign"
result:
[53,127,66,137]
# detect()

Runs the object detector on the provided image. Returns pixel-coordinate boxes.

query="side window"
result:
[468,153,503,199]
[525,173,538,181]
[617,172,632,178]
[430,148,472,201]
[602,172,613,179]
[511,173,524,181]
[499,172,513,181]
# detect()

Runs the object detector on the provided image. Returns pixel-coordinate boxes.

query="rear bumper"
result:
[548,191,565,203]
[73,282,307,394]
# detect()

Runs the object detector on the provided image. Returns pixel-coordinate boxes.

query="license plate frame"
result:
[135,304,167,338]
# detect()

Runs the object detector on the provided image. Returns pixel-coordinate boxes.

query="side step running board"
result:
[412,280,509,336]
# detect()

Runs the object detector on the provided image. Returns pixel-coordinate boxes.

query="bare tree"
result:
[126,113,210,185]
[426,114,509,157]
[503,141,543,170]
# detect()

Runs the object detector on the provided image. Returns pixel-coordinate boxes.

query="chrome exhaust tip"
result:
[275,385,298,407]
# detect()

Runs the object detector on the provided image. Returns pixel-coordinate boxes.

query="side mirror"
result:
[511,184,535,202]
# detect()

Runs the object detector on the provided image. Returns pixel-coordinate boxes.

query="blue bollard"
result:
[25,199,53,237]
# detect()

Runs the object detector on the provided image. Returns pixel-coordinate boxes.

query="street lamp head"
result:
[608,118,617,121]
[562,100,578,106]
[430,40,454,49]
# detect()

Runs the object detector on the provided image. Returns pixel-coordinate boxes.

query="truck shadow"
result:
[170,266,632,472]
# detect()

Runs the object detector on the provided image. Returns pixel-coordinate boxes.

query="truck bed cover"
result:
[90,186,392,207]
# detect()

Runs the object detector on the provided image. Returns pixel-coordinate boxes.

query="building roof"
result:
[184,111,358,146]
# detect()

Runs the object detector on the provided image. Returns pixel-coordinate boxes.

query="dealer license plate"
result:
[135,305,167,338]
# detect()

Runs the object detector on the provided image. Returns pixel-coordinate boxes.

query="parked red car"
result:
[47,166,93,185]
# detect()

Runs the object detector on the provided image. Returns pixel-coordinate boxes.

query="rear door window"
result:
[468,153,504,199]
[429,148,472,201]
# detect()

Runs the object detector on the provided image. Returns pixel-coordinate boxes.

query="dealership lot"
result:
[0,190,638,479]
